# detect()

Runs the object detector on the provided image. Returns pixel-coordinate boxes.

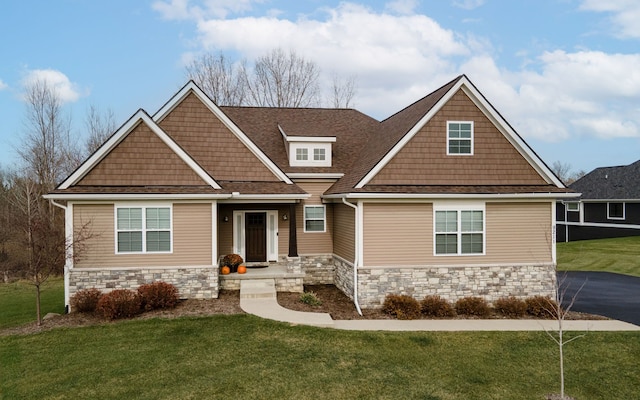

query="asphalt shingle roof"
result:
[570,160,640,200]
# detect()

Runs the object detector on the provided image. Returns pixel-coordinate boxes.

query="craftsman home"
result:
[557,160,640,242]
[46,75,576,311]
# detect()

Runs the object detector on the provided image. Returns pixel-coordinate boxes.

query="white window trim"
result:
[446,120,474,156]
[566,202,580,212]
[289,142,332,167]
[433,202,485,256]
[115,204,173,254]
[607,202,625,220]
[304,205,326,233]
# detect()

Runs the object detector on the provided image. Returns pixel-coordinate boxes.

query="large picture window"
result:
[435,207,484,255]
[116,205,172,253]
[447,121,473,155]
[304,205,326,232]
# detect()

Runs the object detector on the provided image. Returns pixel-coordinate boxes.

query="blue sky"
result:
[1,0,639,175]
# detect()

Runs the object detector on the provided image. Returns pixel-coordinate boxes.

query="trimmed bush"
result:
[70,288,103,313]
[455,297,491,317]
[525,296,559,319]
[137,281,179,311]
[300,291,322,306]
[420,295,456,318]
[494,296,527,318]
[382,294,421,320]
[96,289,142,320]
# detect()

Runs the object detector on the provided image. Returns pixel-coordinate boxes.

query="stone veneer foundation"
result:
[68,266,219,303]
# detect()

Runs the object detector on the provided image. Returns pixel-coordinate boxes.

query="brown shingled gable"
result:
[76,120,208,187]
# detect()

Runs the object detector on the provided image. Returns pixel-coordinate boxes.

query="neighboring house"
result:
[45,75,576,312]
[557,160,640,242]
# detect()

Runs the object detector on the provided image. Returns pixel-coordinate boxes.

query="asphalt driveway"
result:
[558,271,640,326]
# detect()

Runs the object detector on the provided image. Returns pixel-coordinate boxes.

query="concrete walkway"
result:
[239,279,640,332]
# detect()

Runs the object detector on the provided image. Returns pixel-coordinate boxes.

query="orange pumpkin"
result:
[237,265,247,274]
[220,266,231,275]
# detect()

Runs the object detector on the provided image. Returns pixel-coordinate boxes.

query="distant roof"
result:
[570,160,640,199]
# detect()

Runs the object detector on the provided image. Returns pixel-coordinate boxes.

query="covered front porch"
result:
[219,261,305,292]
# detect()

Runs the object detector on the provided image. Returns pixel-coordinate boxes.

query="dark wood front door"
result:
[245,212,267,262]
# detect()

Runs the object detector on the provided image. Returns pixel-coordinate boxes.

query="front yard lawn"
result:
[557,236,640,277]
[1,315,639,399]
[0,277,64,329]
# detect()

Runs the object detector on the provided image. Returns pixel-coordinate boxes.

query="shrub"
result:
[525,296,559,319]
[137,281,179,311]
[70,288,103,313]
[455,297,491,317]
[420,295,456,318]
[96,289,142,320]
[382,294,421,320]
[300,291,322,306]
[494,296,527,318]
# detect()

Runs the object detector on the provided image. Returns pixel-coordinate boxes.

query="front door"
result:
[245,212,267,262]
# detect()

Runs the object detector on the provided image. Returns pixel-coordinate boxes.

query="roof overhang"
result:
[323,192,581,201]
[44,193,310,202]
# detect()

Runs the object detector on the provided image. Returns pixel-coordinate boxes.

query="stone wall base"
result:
[298,254,335,284]
[68,266,219,306]
[356,264,557,309]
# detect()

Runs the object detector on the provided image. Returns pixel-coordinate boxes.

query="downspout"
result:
[49,199,71,313]
[341,198,363,315]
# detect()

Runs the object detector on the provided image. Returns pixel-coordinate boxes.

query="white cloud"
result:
[158,1,640,143]
[580,0,640,38]
[153,0,262,20]
[385,0,418,15]
[0,79,7,91]
[22,69,83,103]
[452,0,485,10]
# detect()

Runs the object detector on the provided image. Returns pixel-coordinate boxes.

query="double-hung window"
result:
[435,205,484,255]
[116,205,172,253]
[447,121,473,155]
[304,205,326,232]
[607,202,625,220]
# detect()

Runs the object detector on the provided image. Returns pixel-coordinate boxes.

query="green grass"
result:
[0,315,638,399]
[557,236,640,276]
[0,277,65,329]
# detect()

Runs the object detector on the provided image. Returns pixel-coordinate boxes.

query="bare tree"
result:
[85,104,117,155]
[551,161,586,186]
[17,79,79,193]
[543,273,587,400]
[245,48,321,107]
[330,72,357,108]
[186,52,247,106]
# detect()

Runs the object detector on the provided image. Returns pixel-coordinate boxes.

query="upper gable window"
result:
[447,121,473,155]
[313,148,326,161]
[296,148,308,161]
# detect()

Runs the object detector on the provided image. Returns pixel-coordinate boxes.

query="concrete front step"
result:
[240,279,277,299]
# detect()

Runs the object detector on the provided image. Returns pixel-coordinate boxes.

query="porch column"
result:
[288,203,298,257]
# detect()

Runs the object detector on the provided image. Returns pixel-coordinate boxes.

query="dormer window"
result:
[279,124,335,167]
[447,121,473,155]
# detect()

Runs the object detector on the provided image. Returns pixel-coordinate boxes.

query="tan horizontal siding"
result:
[296,181,334,254]
[77,122,206,186]
[370,90,547,186]
[363,203,432,265]
[74,203,212,268]
[333,203,355,262]
[363,201,553,266]
[485,202,552,263]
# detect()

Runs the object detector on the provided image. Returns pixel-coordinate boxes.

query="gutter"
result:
[341,198,363,316]
[48,199,71,313]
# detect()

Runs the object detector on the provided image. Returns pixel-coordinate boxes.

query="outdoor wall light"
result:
[223,216,229,222]
[282,214,288,221]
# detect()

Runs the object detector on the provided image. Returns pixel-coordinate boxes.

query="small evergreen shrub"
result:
[382,294,421,320]
[96,289,142,320]
[455,297,491,317]
[525,296,559,319]
[137,281,179,311]
[70,288,103,313]
[494,296,527,318]
[300,291,322,306]
[420,295,456,318]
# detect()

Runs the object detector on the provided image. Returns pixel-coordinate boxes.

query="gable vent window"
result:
[447,121,473,155]
[296,148,308,161]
